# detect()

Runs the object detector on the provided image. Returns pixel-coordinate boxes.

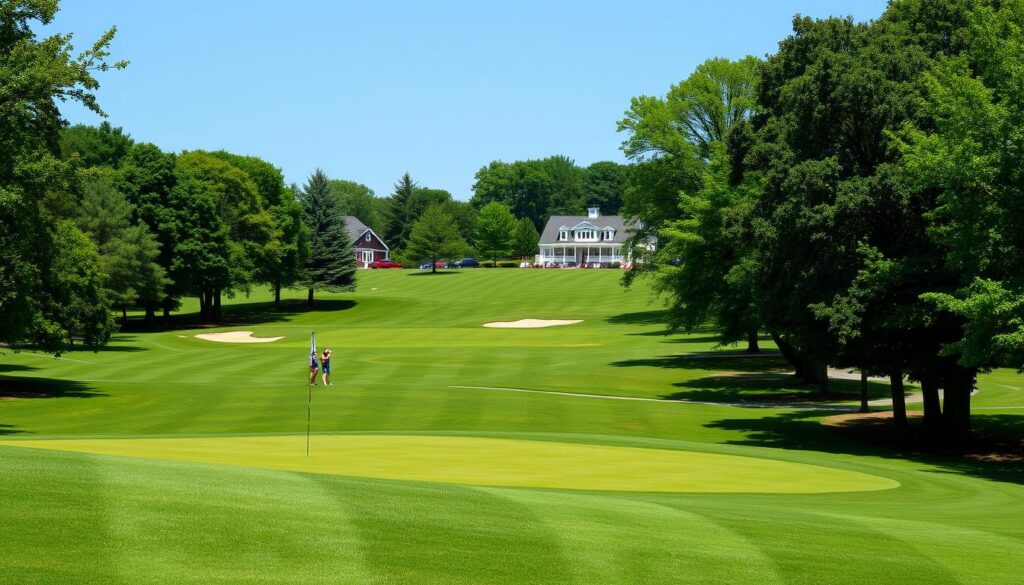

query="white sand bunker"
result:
[194,331,283,343]
[484,319,583,329]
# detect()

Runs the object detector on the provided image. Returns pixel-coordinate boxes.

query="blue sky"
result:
[51,0,889,199]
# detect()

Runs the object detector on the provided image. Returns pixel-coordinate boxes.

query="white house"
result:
[536,206,638,267]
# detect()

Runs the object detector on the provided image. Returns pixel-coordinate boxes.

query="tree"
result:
[330,179,381,232]
[385,173,417,251]
[406,206,468,274]
[617,57,759,278]
[61,122,134,169]
[649,144,763,352]
[583,161,628,215]
[76,174,167,324]
[176,151,275,320]
[118,143,179,324]
[511,217,540,259]
[475,202,516,266]
[895,0,1024,433]
[301,169,356,305]
[0,0,126,351]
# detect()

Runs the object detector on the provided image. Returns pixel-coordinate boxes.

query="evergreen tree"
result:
[511,217,540,260]
[385,173,417,250]
[76,174,167,324]
[406,206,467,274]
[301,169,356,305]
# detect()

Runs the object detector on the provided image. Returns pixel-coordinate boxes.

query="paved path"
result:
[448,385,854,411]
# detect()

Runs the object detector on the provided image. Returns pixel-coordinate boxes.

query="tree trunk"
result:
[307,288,314,307]
[801,359,829,393]
[274,281,281,308]
[921,376,942,430]
[144,303,155,327]
[943,367,974,436]
[889,369,908,429]
[162,297,172,328]
[213,289,222,322]
[745,329,760,354]
[199,290,209,322]
[859,370,869,413]
[769,330,802,376]
[121,304,128,327]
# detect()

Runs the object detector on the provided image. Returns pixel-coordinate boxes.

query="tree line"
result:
[0,1,634,351]
[619,0,1024,437]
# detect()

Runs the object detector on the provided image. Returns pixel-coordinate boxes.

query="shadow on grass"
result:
[612,352,894,403]
[705,411,1024,485]
[612,353,790,373]
[663,375,894,403]
[406,271,461,276]
[605,310,669,326]
[122,299,358,333]
[0,423,26,435]
[0,375,104,400]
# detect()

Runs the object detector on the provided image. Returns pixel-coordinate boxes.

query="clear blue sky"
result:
[50,0,889,200]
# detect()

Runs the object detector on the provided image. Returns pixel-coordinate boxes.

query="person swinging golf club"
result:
[321,348,333,386]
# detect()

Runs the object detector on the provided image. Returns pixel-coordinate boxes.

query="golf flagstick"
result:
[307,330,315,456]
[306,380,312,456]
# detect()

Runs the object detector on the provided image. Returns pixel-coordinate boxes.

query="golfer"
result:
[321,348,333,386]
[309,348,319,385]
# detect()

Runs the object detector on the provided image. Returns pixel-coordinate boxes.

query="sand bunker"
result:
[484,319,583,329]
[194,331,283,343]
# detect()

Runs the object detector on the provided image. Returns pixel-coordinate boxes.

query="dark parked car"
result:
[370,259,403,269]
[449,257,480,268]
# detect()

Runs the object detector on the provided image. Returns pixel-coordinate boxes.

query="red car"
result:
[369,259,403,269]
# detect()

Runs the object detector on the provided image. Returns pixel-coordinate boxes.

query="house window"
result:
[365,232,371,242]
[558,229,568,241]
[575,229,597,242]
[604,229,615,241]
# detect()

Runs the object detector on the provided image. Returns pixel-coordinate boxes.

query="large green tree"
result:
[406,206,468,274]
[76,173,167,324]
[618,56,760,277]
[475,202,515,266]
[330,179,381,232]
[0,0,126,350]
[61,122,134,169]
[301,169,356,305]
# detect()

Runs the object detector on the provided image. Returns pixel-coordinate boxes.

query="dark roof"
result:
[343,216,371,241]
[539,214,634,244]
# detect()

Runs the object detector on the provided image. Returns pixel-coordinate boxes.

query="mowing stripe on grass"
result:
[0,435,899,494]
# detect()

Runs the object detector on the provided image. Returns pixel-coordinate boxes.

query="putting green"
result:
[0,435,898,493]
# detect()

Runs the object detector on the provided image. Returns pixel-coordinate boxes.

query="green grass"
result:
[1,269,1022,584]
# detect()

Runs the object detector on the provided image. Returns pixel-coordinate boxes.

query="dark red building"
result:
[344,216,390,268]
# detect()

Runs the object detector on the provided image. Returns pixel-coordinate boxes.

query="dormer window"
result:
[558,228,569,241]
[604,228,615,241]
[575,229,598,242]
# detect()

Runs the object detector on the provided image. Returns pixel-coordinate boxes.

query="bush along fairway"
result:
[1,270,1023,584]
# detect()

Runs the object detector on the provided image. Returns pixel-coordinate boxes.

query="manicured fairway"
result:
[0,434,899,493]
[1,270,1022,584]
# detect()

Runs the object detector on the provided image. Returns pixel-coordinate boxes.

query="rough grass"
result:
[1,269,1022,584]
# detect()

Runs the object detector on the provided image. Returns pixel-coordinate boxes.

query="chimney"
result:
[587,206,599,219]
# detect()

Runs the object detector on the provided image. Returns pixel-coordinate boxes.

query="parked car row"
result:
[417,258,481,269]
